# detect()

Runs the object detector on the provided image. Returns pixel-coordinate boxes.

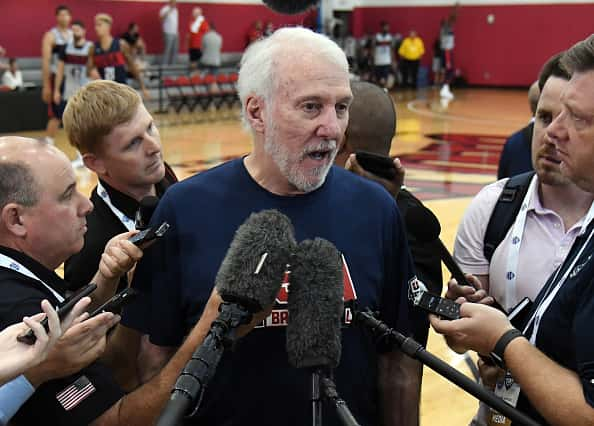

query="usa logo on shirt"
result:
[56,376,96,411]
[257,255,358,328]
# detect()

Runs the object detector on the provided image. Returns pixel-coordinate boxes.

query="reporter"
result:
[432,35,594,426]
[0,136,263,425]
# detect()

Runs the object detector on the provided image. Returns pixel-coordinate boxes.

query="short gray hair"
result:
[237,27,349,127]
[0,162,39,210]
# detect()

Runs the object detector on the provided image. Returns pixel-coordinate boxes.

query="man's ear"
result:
[82,152,107,176]
[245,96,266,134]
[1,204,27,238]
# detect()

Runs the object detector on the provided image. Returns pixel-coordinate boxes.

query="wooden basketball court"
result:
[6,86,530,425]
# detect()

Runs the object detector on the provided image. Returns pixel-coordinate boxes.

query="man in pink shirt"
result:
[450,52,593,312]
[447,52,594,424]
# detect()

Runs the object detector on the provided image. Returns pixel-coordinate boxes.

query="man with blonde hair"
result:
[124,27,420,426]
[63,80,177,294]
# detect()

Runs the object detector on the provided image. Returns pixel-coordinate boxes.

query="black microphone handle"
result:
[156,303,252,426]
[155,331,225,426]
[436,239,475,288]
[355,310,541,426]
[320,376,361,426]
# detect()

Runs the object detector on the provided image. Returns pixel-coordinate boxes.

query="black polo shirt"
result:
[0,246,124,426]
[514,220,594,425]
[65,164,177,291]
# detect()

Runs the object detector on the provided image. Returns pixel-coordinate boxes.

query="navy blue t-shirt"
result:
[123,158,416,426]
[515,221,594,425]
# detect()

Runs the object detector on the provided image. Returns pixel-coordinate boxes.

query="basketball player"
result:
[40,5,72,144]
[53,21,94,106]
[92,14,149,99]
[439,2,459,99]
[53,20,95,168]
[373,21,394,89]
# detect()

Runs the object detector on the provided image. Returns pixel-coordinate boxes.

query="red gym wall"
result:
[1,1,593,86]
[352,3,594,87]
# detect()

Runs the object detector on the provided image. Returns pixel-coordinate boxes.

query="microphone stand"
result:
[311,371,322,426]
[354,309,541,426]
[310,368,361,426]
[156,302,252,426]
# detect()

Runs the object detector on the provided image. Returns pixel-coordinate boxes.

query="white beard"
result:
[264,122,337,193]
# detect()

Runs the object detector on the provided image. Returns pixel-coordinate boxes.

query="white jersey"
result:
[50,27,73,74]
[440,24,455,51]
[374,33,393,66]
[60,40,92,100]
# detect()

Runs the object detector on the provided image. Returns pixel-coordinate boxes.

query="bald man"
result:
[335,80,443,336]
[497,81,540,179]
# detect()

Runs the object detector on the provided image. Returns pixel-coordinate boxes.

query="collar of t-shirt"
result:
[527,178,587,232]
[0,245,68,298]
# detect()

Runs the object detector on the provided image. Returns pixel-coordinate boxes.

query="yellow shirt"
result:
[398,37,425,61]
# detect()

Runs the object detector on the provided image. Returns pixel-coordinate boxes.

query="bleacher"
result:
[0,52,243,133]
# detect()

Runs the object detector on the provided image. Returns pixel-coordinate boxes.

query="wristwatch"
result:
[490,328,523,369]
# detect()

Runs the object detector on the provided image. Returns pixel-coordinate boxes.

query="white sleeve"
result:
[453,179,508,275]
[159,6,169,17]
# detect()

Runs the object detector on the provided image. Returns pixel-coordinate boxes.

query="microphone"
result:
[405,205,475,289]
[287,238,343,369]
[135,196,159,230]
[215,209,296,313]
[287,238,361,426]
[353,309,541,426]
[157,210,296,426]
[263,0,319,14]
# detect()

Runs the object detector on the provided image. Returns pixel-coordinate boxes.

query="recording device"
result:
[287,238,361,426]
[415,291,461,320]
[263,0,319,14]
[135,196,159,230]
[128,221,170,247]
[406,205,506,312]
[355,151,398,181]
[156,210,297,426]
[17,283,97,345]
[90,288,139,317]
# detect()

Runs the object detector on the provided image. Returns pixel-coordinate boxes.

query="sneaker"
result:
[440,84,454,99]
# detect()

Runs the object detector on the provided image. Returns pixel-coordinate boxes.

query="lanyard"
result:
[0,254,64,303]
[523,201,594,344]
[502,175,538,311]
[96,181,135,231]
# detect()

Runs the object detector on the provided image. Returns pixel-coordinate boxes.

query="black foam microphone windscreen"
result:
[287,238,343,369]
[405,204,441,243]
[135,195,159,230]
[263,0,319,14]
[215,209,297,313]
